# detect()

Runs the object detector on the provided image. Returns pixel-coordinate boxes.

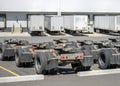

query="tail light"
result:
[66,56,68,59]
[60,56,68,60]
[79,55,84,59]
[76,55,79,59]
[60,56,64,60]
[76,54,84,59]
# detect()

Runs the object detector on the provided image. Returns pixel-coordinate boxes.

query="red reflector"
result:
[60,56,68,60]
[61,56,68,60]
[66,56,68,59]
[76,56,79,59]
[80,55,84,59]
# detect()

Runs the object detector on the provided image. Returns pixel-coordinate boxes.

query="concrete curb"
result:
[0,75,44,83]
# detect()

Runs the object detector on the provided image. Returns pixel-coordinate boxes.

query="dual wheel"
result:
[98,49,117,69]
[15,53,32,67]
[0,49,15,61]
[35,55,57,75]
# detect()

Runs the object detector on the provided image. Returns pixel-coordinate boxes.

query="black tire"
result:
[71,63,78,71]
[49,68,58,75]
[15,53,22,67]
[34,54,47,75]
[0,49,4,61]
[71,63,83,73]
[98,49,111,69]
[9,56,15,61]
[76,65,91,72]
[0,54,3,61]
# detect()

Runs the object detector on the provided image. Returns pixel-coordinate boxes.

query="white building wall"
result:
[61,0,120,12]
[0,0,120,12]
[0,0,59,12]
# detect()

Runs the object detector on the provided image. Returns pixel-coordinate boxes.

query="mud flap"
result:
[44,52,58,70]
[37,52,58,71]
[81,50,93,67]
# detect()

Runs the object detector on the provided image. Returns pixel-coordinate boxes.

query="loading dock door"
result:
[6,13,27,28]
[0,15,6,29]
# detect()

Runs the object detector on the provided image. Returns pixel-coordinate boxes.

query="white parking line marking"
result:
[77,69,120,77]
[0,75,44,83]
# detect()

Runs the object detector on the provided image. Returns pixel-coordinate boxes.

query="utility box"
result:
[94,16,120,32]
[28,15,45,34]
[45,16,64,32]
[64,15,89,33]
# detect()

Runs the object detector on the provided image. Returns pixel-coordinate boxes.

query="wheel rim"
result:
[36,58,41,70]
[0,49,3,60]
[15,54,19,65]
[99,53,106,66]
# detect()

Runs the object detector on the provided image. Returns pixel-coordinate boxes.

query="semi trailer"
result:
[45,16,64,33]
[94,16,120,33]
[64,15,90,33]
[28,15,45,35]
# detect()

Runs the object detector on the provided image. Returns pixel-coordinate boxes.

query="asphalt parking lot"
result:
[0,35,120,86]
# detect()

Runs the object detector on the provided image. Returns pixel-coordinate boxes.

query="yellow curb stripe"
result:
[0,66,20,76]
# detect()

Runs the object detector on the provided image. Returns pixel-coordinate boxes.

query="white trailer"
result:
[94,16,120,32]
[64,15,89,33]
[28,15,45,35]
[45,16,64,32]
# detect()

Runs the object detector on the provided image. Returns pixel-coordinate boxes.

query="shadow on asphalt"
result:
[46,31,65,36]
[47,67,92,76]
[30,33,47,36]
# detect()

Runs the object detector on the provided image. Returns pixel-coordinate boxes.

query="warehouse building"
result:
[0,0,120,32]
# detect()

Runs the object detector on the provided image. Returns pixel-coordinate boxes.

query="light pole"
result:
[58,0,61,16]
